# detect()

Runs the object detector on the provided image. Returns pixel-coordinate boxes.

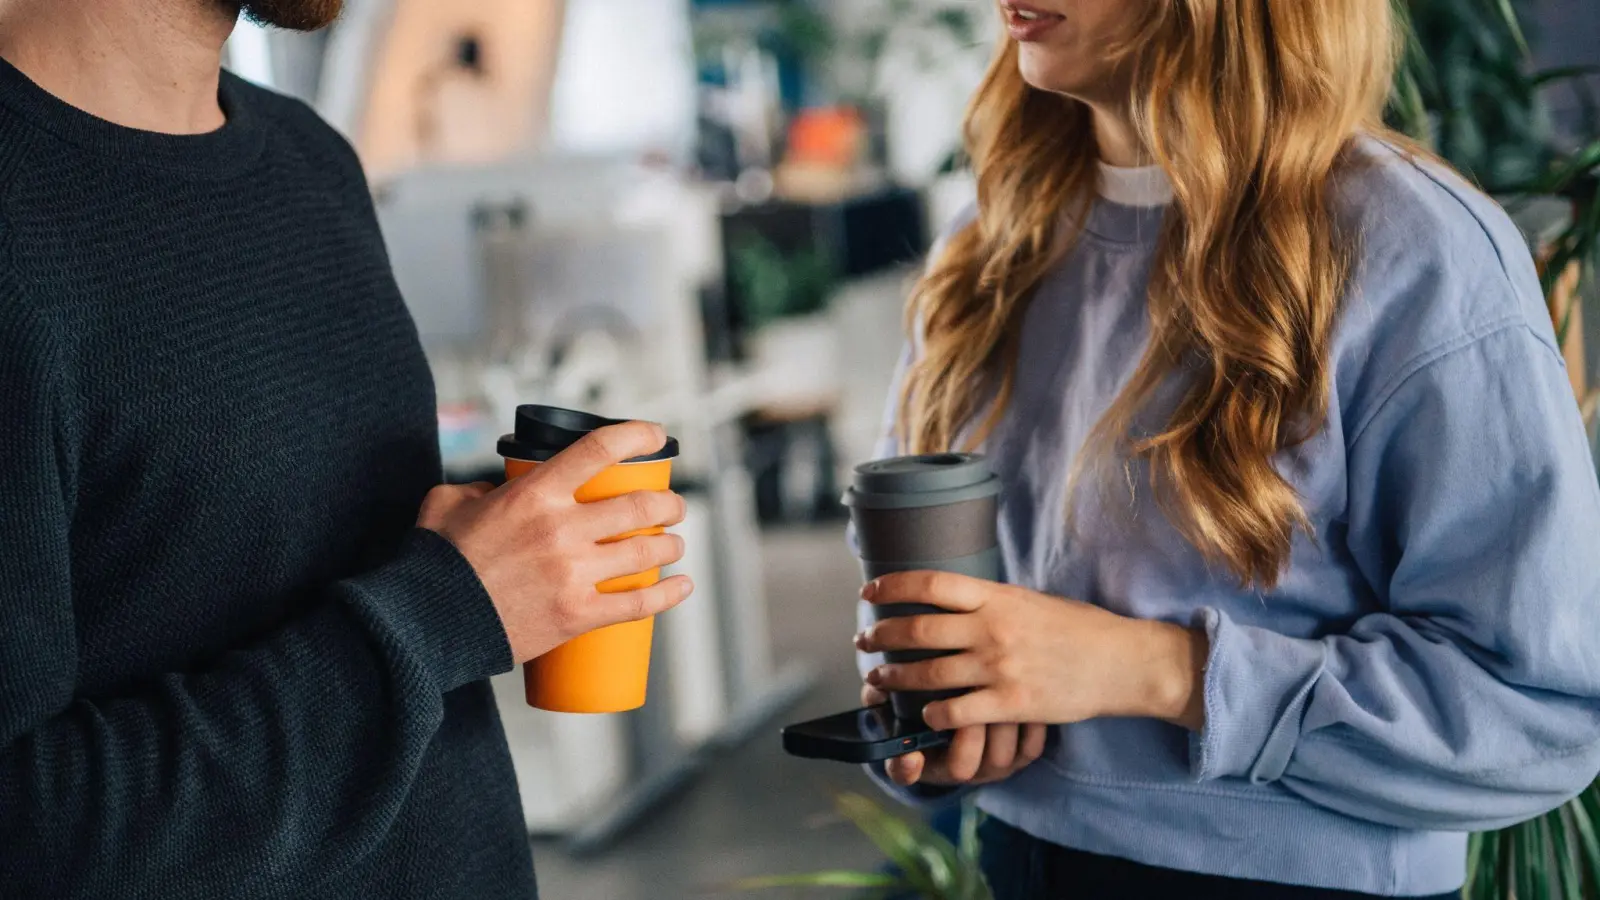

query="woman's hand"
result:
[856,572,1209,733]
[860,684,1048,788]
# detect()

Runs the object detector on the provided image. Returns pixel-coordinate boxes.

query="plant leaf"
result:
[1499,828,1518,900]
[1521,141,1600,197]
[1515,821,1540,900]
[1540,233,1579,308]
[958,800,983,866]
[1574,784,1600,889]
[731,870,907,891]
[1464,831,1485,897]
[1489,0,1531,58]
[1532,65,1600,88]
[1390,68,1434,144]
[1467,826,1502,900]
[835,793,960,898]
[1550,807,1584,900]
[1531,813,1555,900]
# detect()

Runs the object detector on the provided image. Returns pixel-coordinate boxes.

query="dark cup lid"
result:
[497,404,679,463]
[844,453,1001,510]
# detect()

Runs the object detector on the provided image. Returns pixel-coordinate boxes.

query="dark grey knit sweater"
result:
[0,58,536,899]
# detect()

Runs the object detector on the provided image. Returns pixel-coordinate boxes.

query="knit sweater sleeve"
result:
[0,296,515,897]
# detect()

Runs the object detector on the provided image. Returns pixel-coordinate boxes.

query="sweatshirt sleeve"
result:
[0,306,515,897]
[1190,323,1600,831]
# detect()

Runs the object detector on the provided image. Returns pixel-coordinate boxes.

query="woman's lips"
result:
[1002,2,1065,42]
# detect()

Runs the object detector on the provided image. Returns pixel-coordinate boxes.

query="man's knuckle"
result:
[628,491,653,522]
[551,591,587,636]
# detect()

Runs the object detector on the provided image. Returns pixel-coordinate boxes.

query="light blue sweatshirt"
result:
[858,141,1600,896]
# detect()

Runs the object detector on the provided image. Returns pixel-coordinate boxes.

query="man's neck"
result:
[0,0,237,135]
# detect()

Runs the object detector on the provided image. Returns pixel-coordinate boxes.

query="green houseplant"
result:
[732,792,991,900]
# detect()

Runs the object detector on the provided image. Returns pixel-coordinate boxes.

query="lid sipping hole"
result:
[926,453,967,466]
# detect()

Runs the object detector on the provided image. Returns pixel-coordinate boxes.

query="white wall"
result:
[546,0,698,161]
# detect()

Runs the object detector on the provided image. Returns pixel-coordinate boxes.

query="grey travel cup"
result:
[845,453,1003,720]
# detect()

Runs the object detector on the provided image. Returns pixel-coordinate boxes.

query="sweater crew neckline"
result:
[0,55,265,175]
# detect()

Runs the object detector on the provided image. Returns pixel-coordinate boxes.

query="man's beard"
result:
[228,0,344,32]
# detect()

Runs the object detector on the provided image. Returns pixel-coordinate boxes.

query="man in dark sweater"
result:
[0,0,694,897]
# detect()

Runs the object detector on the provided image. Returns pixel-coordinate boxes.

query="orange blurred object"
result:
[786,106,866,169]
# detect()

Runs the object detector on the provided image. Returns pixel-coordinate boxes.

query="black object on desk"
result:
[712,186,928,360]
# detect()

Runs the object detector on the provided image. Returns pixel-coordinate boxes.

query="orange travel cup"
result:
[498,405,679,713]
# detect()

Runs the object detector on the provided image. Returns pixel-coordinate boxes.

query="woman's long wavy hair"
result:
[900,0,1406,589]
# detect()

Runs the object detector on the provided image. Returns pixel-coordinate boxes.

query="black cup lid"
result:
[498,404,679,463]
[844,453,1001,510]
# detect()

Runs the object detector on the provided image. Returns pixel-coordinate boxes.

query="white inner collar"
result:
[1096,161,1173,207]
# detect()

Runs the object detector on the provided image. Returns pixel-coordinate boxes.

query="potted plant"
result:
[731,792,992,900]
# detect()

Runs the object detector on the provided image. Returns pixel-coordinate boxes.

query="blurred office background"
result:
[221,1,1600,897]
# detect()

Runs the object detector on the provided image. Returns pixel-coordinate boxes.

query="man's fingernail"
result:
[853,631,869,649]
[866,667,884,686]
[860,580,878,601]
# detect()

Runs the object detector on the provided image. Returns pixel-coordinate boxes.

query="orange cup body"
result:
[504,456,673,713]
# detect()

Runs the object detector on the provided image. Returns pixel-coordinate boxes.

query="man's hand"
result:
[860,684,1048,789]
[418,421,691,663]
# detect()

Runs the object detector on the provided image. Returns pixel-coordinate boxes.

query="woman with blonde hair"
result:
[853,1,1600,897]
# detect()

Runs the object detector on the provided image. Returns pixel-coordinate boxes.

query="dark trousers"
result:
[978,818,1460,900]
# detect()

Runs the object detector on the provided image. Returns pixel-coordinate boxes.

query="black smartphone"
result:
[781,704,953,763]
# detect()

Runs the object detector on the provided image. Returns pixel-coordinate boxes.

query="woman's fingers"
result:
[979,723,1019,776]
[886,751,925,786]
[1019,723,1049,766]
[856,613,978,654]
[866,653,988,692]
[861,683,891,708]
[922,689,1011,732]
[863,571,994,613]
[884,720,1046,787]
[939,725,987,783]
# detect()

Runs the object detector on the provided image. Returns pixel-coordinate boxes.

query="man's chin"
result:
[235,0,344,32]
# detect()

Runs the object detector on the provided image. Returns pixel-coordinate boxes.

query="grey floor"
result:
[533,526,890,900]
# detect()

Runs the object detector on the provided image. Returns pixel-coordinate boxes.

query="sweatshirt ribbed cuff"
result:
[343,528,513,694]
[1189,607,1328,784]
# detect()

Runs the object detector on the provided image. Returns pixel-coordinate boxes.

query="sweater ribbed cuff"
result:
[1188,607,1328,784]
[344,528,513,694]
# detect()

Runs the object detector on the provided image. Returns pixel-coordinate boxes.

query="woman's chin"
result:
[1017,52,1090,97]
